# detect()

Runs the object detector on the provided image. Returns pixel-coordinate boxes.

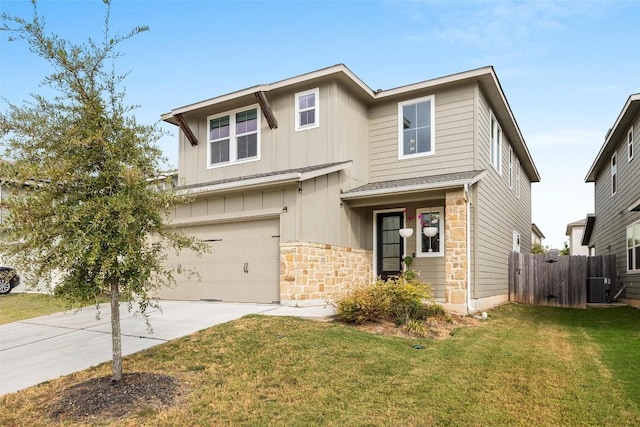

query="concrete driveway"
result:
[0,300,334,395]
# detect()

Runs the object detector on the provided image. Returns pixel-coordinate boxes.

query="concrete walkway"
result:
[0,300,335,395]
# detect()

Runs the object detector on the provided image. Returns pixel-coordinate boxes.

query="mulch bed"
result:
[48,372,183,423]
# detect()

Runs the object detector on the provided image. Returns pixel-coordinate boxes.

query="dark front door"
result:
[377,212,404,280]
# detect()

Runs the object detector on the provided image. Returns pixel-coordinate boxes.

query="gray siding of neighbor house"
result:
[474,87,532,299]
[592,114,640,300]
[368,84,476,182]
[176,80,369,192]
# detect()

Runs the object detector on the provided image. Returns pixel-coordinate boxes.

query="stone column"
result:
[445,190,467,304]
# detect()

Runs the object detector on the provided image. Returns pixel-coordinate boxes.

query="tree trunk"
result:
[110,278,122,383]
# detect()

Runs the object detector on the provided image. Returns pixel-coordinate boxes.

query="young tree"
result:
[0,1,204,382]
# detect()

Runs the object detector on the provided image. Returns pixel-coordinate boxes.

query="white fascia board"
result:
[628,196,640,212]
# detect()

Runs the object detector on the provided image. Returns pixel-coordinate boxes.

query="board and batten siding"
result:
[474,87,532,299]
[368,84,476,182]
[176,80,369,190]
[592,113,640,300]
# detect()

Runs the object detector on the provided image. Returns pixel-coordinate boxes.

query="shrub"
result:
[334,276,437,325]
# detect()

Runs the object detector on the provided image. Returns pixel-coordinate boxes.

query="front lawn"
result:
[1,303,638,426]
[0,293,106,325]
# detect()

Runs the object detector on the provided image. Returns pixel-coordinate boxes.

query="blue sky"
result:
[1,0,639,249]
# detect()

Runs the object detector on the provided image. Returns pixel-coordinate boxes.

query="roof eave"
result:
[585,93,640,182]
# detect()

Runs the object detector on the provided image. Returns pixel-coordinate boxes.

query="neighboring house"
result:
[565,218,590,256]
[584,93,640,307]
[158,64,540,313]
[531,223,545,247]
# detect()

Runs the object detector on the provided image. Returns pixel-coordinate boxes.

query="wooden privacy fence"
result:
[508,253,617,308]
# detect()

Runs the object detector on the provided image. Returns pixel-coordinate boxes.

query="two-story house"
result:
[584,93,640,307]
[157,64,540,313]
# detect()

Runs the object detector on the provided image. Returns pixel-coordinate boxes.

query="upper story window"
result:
[628,220,640,273]
[490,111,502,174]
[208,105,261,168]
[295,88,319,131]
[515,157,521,199]
[508,146,513,189]
[398,95,435,159]
[628,127,634,162]
[416,207,443,257]
[611,151,617,196]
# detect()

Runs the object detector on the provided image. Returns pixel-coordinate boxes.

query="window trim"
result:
[508,146,513,189]
[627,219,640,274]
[611,151,617,196]
[490,111,503,175]
[207,104,261,169]
[513,230,521,253]
[515,157,521,199]
[628,127,634,162]
[415,207,444,258]
[398,95,436,160]
[295,88,320,132]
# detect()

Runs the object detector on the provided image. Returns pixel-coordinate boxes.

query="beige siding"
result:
[368,84,476,182]
[475,88,532,299]
[592,113,640,300]
[176,80,369,192]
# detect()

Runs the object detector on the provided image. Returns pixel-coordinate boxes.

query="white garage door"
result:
[157,218,280,303]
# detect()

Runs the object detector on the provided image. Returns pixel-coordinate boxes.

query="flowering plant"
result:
[418,212,438,227]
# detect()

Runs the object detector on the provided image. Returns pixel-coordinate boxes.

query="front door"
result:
[376,212,404,280]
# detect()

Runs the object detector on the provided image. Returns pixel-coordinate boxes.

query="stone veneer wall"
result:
[280,242,372,305]
[445,190,468,304]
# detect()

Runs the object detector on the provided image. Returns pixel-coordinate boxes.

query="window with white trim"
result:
[208,106,260,168]
[490,111,502,174]
[398,96,435,159]
[611,151,617,195]
[627,220,640,273]
[295,88,319,131]
[628,127,634,162]
[416,207,443,257]
[509,146,513,189]
[515,157,521,199]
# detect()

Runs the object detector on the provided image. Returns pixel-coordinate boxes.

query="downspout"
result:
[464,183,475,314]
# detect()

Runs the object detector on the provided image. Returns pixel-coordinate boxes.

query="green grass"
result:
[1,303,639,426]
[0,293,107,325]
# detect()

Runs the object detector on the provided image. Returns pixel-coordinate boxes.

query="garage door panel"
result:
[157,219,280,303]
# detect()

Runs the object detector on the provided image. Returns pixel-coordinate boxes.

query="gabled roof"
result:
[586,93,640,182]
[162,64,540,183]
[565,218,586,236]
[340,170,485,200]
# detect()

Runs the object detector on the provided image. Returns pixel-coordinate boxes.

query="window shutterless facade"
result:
[611,152,617,195]
[629,127,634,162]
[627,220,640,273]
[398,95,435,159]
[416,207,443,257]
[490,111,502,174]
[295,88,319,131]
[208,105,261,168]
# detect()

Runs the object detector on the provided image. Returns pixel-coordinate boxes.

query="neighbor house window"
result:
[515,157,521,199]
[295,88,319,131]
[416,207,443,257]
[490,111,502,174]
[398,95,435,159]
[628,220,640,273]
[208,106,261,167]
[509,146,513,189]
[611,152,617,195]
[629,127,634,162]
